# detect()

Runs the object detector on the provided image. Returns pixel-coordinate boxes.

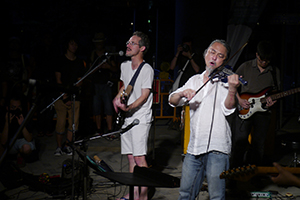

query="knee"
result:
[21,144,32,155]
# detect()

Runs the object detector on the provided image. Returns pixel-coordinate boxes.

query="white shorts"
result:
[121,122,151,156]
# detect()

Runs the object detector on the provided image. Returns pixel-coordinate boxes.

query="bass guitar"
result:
[239,87,300,119]
[220,164,300,182]
[114,86,131,131]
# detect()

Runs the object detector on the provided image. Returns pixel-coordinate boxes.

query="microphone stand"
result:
[40,57,109,114]
[38,57,109,200]
[69,123,137,199]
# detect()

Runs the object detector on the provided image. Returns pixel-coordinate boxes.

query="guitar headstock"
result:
[220,165,257,182]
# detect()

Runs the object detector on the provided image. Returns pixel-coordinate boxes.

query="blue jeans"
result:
[178,151,229,200]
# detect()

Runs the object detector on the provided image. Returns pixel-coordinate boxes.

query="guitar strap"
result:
[124,61,146,96]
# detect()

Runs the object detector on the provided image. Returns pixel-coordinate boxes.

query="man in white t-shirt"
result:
[113,31,153,200]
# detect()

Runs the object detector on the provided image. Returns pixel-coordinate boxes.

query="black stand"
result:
[94,165,180,200]
[70,123,139,199]
[39,57,110,200]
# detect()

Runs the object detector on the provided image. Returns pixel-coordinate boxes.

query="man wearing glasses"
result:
[169,39,240,199]
[231,40,280,169]
[113,31,153,200]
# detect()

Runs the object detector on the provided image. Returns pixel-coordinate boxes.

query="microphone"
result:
[28,79,50,86]
[105,51,124,57]
[120,119,139,133]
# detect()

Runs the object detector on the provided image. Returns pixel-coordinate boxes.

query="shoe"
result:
[94,129,103,136]
[62,146,73,156]
[54,147,63,156]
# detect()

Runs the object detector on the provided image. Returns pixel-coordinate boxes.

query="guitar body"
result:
[238,86,300,119]
[113,89,129,131]
[114,110,126,131]
[238,87,271,120]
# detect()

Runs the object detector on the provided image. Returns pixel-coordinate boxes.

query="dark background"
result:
[2,0,300,126]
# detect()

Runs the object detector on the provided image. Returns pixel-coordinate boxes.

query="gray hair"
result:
[203,39,231,61]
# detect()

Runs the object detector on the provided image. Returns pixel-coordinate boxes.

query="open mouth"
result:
[210,61,216,66]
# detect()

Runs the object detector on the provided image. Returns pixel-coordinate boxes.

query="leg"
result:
[102,84,114,132]
[121,154,139,200]
[67,101,80,144]
[231,115,253,167]
[54,100,67,148]
[178,153,206,200]
[206,151,229,200]
[134,155,148,200]
[106,115,113,131]
[250,112,271,165]
[93,83,102,132]
[95,115,102,131]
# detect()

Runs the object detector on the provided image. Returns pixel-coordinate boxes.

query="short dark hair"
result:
[133,31,150,55]
[62,34,79,52]
[257,40,274,61]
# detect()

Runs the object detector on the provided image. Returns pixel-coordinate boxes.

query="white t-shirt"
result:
[120,60,154,125]
[169,71,235,155]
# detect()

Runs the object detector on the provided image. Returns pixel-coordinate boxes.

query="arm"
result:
[188,57,200,73]
[16,114,33,142]
[181,51,200,73]
[271,162,300,187]
[0,112,11,146]
[113,84,125,113]
[170,45,182,70]
[126,88,151,111]
[224,74,240,109]
[55,72,62,84]
[169,89,196,107]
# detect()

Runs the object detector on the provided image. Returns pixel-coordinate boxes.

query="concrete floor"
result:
[1,115,300,200]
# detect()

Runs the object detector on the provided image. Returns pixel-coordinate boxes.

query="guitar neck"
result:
[257,166,300,175]
[261,87,300,103]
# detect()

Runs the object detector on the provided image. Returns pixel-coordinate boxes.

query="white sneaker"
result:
[62,146,73,156]
[54,147,62,156]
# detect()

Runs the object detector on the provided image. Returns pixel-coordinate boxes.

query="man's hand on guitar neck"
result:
[271,162,300,187]
[113,95,131,113]
[265,96,276,108]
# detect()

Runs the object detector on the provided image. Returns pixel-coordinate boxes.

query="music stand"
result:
[94,165,180,200]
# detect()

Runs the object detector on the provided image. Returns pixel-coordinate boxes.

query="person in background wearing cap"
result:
[89,32,118,138]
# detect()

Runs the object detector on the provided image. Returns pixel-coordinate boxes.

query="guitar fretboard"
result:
[261,87,300,103]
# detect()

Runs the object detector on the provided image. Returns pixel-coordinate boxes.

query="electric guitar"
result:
[114,87,130,131]
[220,165,300,182]
[238,87,300,119]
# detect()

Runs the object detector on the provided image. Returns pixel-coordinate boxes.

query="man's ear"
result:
[140,46,146,53]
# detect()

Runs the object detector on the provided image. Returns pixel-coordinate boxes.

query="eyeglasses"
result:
[126,41,139,46]
[208,48,225,59]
